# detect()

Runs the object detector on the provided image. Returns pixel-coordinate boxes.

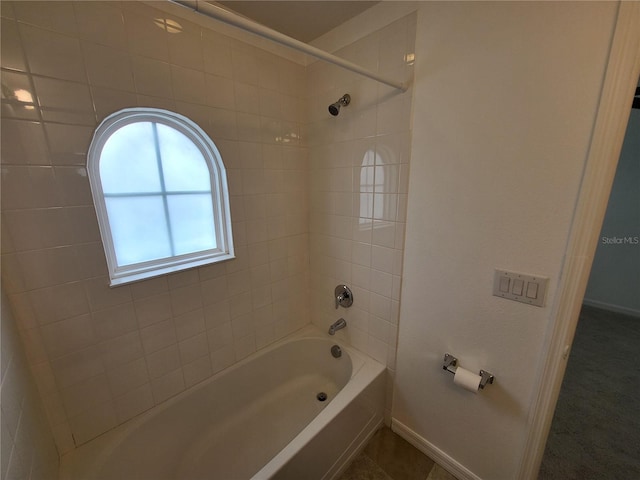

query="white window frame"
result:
[87,108,234,286]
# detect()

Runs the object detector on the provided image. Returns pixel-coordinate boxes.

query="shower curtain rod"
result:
[170,0,408,92]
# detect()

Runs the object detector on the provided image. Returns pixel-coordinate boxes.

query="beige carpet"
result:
[539,305,640,479]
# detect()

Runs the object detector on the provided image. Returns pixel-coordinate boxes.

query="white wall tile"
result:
[210,344,234,374]
[1,0,315,453]
[6,293,36,330]
[134,292,172,329]
[13,1,77,34]
[1,70,36,116]
[370,270,393,298]
[132,55,173,98]
[123,9,169,62]
[140,319,177,355]
[3,209,50,252]
[91,86,138,122]
[65,207,100,243]
[19,24,85,82]
[178,332,208,365]
[74,1,126,49]
[44,124,94,165]
[114,383,153,423]
[206,322,232,352]
[1,17,26,72]
[18,328,48,366]
[231,48,258,85]
[207,108,237,140]
[52,346,104,389]
[17,246,82,290]
[168,29,203,71]
[136,93,176,111]
[203,300,230,330]
[205,74,235,110]
[200,277,228,306]
[146,344,180,380]
[84,277,131,311]
[169,285,202,317]
[150,368,184,404]
[167,269,198,289]
[183,356,212,388]
[54,166,93,206]
[40,313,96,359]
[50,421,74,455]
[236,112,261,142]
[202,29,233,78]
[68,400,117,445]
[61,373,111,417]
[0,120,48,165]
[171,65,206,105]
[233,334,256,361]
[174,308,205,342]
[107,357,149,398]
[1,291,59,478]
[129,276,168,300]
[98,331,143,369]
[234,82,260,114]
[0,1,14,19]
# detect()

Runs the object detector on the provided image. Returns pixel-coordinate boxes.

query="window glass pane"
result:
[167,194,217,255]
[100,122,161,194]
[360,193,373,219]
[106,196,171,265]
[157,124,211,192]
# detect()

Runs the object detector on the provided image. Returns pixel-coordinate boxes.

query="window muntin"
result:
[88,108,234,286]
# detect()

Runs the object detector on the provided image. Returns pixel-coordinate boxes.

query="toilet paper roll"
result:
[453,367,481,393]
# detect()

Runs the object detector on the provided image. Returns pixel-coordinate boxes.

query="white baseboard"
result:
[390,419,482,480]
[582,298,640,318]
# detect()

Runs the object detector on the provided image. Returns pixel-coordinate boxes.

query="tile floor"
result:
[338,427,458,480]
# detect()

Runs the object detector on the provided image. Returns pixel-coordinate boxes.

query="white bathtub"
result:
[60,326,386,480]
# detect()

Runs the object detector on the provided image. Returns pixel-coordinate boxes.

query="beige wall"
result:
[306,13,416,422]
[393,2,618,479]
[2,289,59,480]
[1,0,308,451]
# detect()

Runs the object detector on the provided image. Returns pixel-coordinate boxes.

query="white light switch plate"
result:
[493,269,548,307]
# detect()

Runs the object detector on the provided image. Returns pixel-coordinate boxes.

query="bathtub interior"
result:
[60,327,383,480]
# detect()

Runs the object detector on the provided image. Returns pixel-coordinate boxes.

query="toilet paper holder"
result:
[443,353,495,389]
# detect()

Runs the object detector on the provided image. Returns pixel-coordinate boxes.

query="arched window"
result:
[87,108,234,286]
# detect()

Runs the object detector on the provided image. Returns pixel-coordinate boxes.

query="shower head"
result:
[328,94,351,116]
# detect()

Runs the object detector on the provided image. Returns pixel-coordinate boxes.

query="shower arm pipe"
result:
[170,0,408,92]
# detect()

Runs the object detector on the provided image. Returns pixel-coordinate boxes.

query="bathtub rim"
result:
[253,340,386,479]
[59,324,383,480]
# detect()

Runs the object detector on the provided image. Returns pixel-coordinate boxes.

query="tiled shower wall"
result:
[1,1,309,452]
[2,290,59,480]
[307,14,416,421]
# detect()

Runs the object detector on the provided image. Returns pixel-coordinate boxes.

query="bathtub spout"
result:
[329,318,347,335]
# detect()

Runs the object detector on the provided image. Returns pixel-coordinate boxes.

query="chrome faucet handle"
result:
[334,285,353,309]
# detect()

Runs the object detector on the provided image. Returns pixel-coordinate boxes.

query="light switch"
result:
[499,276,510,293]
[512,279,524,296]
[493,269,548,307]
